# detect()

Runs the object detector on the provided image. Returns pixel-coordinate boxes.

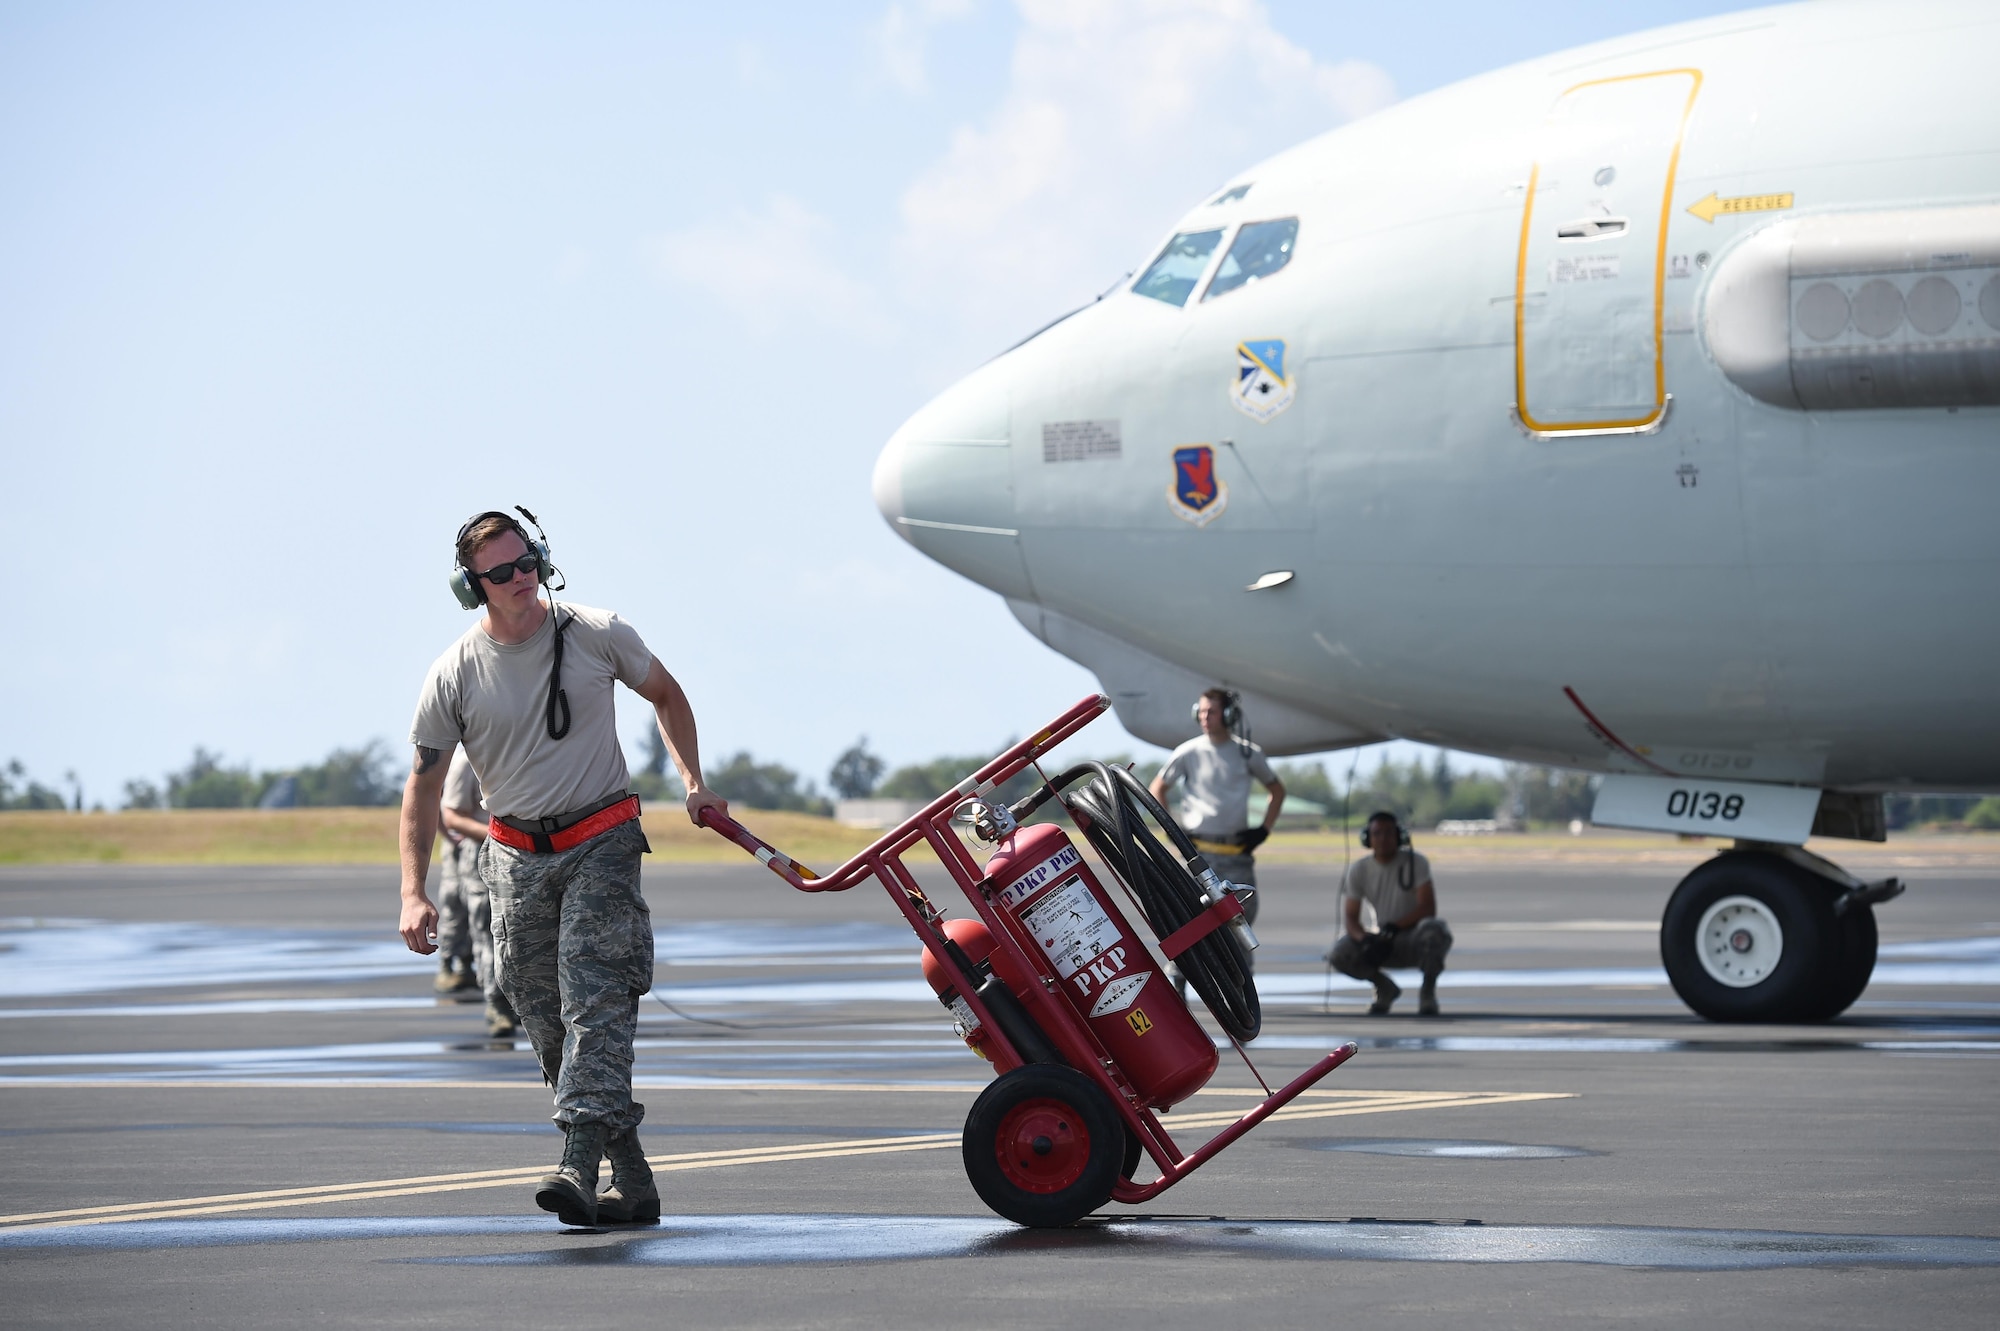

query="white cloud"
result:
[872,0,978,95]
[645,195,891,338]
[648,2,1389,358]
[895,0,1396,343]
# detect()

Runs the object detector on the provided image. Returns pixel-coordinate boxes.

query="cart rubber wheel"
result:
[963,1065,1122,1227]
[1120,1126,1143,1182]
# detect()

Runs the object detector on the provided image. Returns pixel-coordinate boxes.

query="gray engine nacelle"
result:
[1704,204,2000,410]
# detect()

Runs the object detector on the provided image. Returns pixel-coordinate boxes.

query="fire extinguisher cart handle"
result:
[695,693,1360,1223]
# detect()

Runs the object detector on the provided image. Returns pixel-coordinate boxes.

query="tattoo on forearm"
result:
[414,746,441,775]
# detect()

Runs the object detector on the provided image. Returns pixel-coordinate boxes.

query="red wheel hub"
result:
[995,1096,1091,1194]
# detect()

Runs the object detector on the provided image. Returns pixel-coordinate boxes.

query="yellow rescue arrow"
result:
[1686,190,1795,223]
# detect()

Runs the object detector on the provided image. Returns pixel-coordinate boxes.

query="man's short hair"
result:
[1198,687,1234,709]
[1367,810,1401,829]
[456,512,522,571]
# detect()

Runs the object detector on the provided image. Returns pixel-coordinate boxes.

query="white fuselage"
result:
[874,0,2000,793]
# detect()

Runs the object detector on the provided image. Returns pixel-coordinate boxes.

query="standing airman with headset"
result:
[1150,687,1285,959]
[1329,811,1454,1015]
[396,507,728,1228]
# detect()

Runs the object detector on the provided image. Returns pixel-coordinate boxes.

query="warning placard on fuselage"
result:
[1021,875,1121,980]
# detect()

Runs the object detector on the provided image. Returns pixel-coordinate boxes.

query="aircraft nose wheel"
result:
[1662,851,1873,1022]
[963,1064,1124,1227]
[1698,895,1785,988]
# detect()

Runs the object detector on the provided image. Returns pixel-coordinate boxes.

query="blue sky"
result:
[1,0,1755,805]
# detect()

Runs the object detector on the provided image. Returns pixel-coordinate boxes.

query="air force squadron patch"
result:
[1231,338,1294,421]
[1168,445,1228,527]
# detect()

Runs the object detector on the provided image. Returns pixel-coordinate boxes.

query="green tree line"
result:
[13,734,2000,829]
[120,744,403,809]
[0,760,78,811]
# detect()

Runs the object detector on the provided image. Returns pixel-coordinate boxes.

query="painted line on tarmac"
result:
[0,1090,1569,1231]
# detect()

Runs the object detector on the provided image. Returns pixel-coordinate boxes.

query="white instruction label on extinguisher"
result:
[1020,875,1120,979]
[947,994,980,1035]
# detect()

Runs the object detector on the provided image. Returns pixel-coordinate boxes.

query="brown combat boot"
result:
[596,1125,660,1224]
[535,1122,607,1227]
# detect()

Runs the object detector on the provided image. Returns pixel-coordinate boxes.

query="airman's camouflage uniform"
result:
[482,818,653,1130]
[1328,917,1454,979]
[435,838,477,972]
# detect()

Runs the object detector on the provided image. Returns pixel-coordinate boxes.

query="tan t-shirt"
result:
[1157,735,1277,841]
[440,748,485,817]
[1342,849,1433,928]
[409,602,653,820]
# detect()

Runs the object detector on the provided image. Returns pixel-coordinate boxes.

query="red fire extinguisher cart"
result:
[700,694,1358,1227]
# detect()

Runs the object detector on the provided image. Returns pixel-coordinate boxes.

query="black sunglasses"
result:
[473,553,541,585]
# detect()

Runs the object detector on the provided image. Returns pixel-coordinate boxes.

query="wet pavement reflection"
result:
[6,1212,1998,1270]
[1286,1138,1594,1159]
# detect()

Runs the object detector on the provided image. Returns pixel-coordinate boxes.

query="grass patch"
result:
[0,808,914,868]
[10,809,1986,870]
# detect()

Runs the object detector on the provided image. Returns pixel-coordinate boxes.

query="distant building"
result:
[834,798,929,829]
[258,776,299,809]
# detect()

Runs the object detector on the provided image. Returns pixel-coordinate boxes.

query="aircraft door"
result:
[1515,69,1701,434]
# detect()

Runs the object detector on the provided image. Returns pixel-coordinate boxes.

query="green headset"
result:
[449,506,562,610]
[449,506,573,741]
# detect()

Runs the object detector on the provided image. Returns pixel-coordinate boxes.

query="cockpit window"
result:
[1132,229,1224,307]
[1210,183,1253,206]
[1202,218,1298,301]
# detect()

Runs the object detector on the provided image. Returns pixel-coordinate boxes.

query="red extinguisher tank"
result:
[983,822,1218,1108]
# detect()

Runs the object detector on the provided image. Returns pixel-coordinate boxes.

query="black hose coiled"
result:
[1012,762,1260,1043]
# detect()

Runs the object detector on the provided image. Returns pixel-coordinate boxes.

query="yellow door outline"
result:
[1514,68,1703,435]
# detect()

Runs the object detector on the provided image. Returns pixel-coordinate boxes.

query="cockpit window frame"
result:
[1129,227,1228,308]
[1199,216,1300,303]
[1129,214,1301,311]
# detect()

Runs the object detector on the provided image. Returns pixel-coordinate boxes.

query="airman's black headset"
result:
[1191,687,1253,759]
[449,506,571,740]
[1359,809,1415,889]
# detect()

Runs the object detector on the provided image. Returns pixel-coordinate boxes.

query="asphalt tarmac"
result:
[3,842,1998,1328]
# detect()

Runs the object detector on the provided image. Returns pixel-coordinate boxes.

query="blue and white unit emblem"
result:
[1167,445,1228,527]
[1231,338,1294,421]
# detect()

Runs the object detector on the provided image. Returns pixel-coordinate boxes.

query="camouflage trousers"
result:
[481,819,652,1130]
[1329,917,1454,981]
[460,841,514,1016]
[436,839,476,968]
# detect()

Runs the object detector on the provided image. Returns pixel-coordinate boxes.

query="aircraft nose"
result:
[872,365,1032,598]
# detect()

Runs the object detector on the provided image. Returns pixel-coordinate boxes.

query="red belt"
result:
[488,796,641,854]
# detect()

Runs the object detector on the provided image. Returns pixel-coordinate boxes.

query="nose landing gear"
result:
[1661,847,1902,1022]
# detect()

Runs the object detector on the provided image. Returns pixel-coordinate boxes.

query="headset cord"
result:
[1325,747,1364,1012]
[1013,762,1261,1043]
[643,987,868,1032]
[545,602,572,740]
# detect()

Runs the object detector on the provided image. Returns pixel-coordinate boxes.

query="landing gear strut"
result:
[1660,846,1903,1022]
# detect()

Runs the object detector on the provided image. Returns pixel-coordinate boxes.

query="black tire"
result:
[1800,901,1878,1021]
[1661,852,1839,1023]
[963,1065,1123,1227]
[1120,1125,1143,1182]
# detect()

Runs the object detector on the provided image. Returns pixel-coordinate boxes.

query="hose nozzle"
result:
[955,797,1019,844]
